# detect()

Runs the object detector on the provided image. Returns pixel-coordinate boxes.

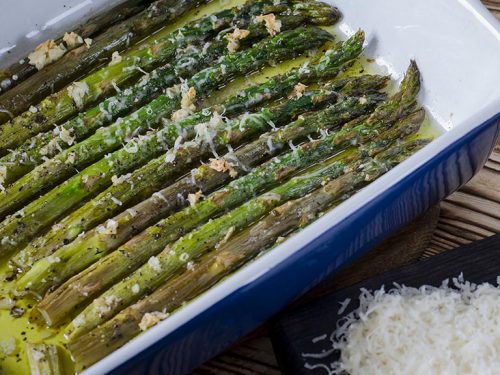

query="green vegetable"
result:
[66,137,430,371]
[41,72,416,334]
[29,92,384,323]
[26,343,64,375]
[0,0,280,152]
[0,27,334,256]
[0,0,339,184]
[17,83,386,300]
[11,31,367,270]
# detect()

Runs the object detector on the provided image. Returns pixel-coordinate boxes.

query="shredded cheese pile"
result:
[306,275,500,375]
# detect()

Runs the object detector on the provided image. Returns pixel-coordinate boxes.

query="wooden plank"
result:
[439,217,495,237]
[460,168,500,203]
[440,201,500,233]
[446,191,500,220]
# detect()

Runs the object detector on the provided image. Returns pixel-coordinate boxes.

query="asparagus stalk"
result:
[67,138,430,371]
[0,0,280,152]
[9,32,366,267]
[12,71,377,274]
[10,35,367,274]
[0,0,214,127]
[35,82,419,329]
[26,343,64,375]
[0,27,334,254]
[0,0,151,95]
[0,1,340,185]
[16,85,385,298]
[64,112,426,339]
[61,152,358,336]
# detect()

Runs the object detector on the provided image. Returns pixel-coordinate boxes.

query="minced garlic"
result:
[292,83,307,98]
[225,28,250,53]
[28,40,67,70]
[63,32,83,48]
[255,13,282,36]
[139,311,169,331]
[181,87,196,110]
[208,158,238,177]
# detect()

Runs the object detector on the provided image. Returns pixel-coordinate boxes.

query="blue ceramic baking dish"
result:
[0,0,499,373]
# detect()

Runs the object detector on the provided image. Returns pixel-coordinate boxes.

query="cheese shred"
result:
[305,275,500,375]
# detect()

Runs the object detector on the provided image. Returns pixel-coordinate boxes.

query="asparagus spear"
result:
[26,343,64,375]
[16,86,385,298]
[11,76,378,269]
[0,1,340,185]
[10,35,366,274]
[0,0,280,152]
[0,0,151,95]
[35,85,420,329]
[0,0,214,127]
[63,109,425,339]
[18,60,419,305]
[67,138,430,371]
[0,27,334,253]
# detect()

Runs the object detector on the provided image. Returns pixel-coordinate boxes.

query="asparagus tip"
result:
[400,60,421,101]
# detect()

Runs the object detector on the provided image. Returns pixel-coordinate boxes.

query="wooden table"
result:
[194,3,500,373]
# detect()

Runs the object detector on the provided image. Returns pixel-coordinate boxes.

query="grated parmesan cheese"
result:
[126,208,138,218]
[59,126,75,145]
[255,13,282,36]
[131,283,140,294]
[225,28,250,53]
[46,256,61,264]
[63,32,83,48]
[139,311,169,331]
[109,51,123,66]
[94,295,121,316]
[111,173,131,185]
[187,190,203,207]
[148,256,162,272]
[67,81,90,109]
[97,219,118,235]
[28,39,66,70]
[308,275,500,375]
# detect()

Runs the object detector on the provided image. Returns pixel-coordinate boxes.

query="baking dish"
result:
[1,0,499,373]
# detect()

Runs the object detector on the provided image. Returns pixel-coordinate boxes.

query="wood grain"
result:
[425,138,500,257]
[195,3,500,373]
